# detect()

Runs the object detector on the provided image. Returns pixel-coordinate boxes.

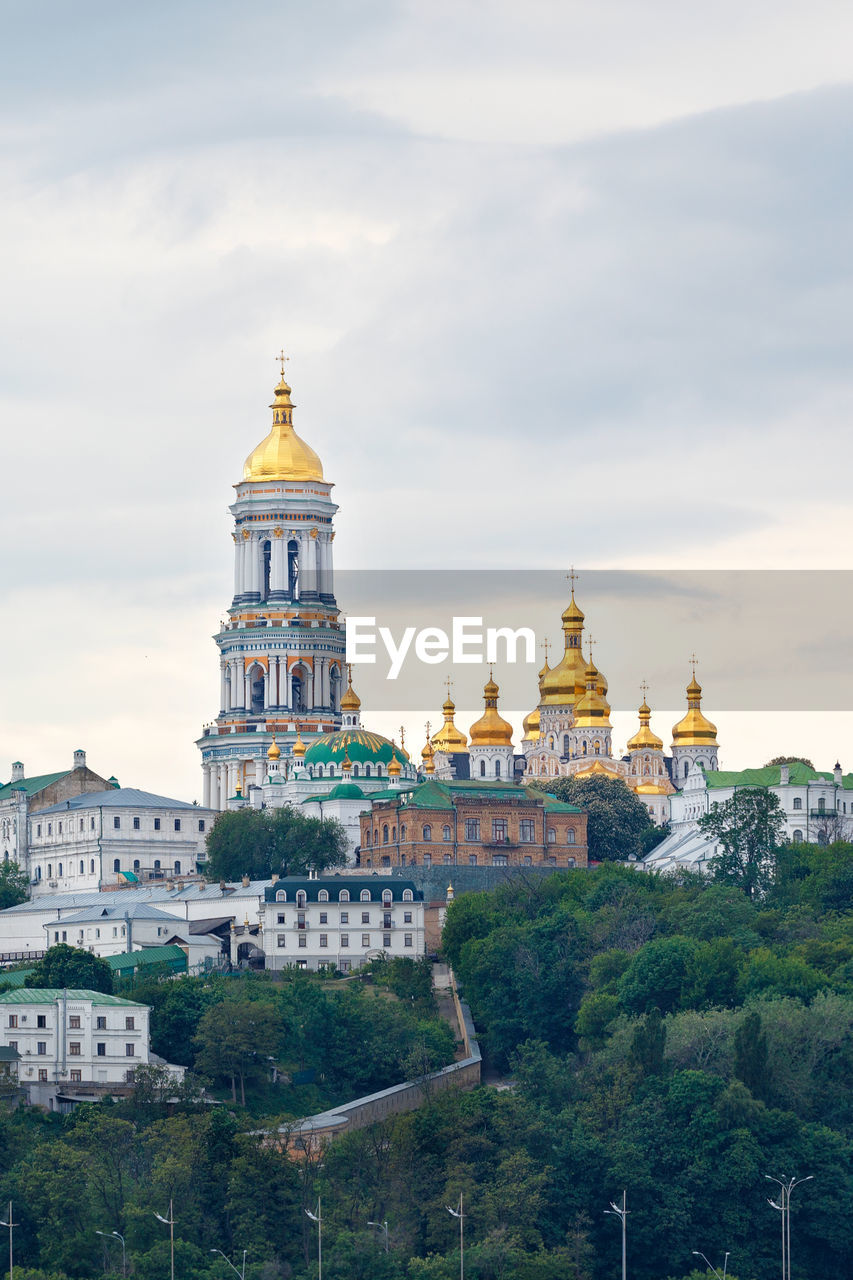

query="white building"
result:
[644,760,853,873]
[0,750,114,868]
[41,902,223,969]
[0,988,182,1108]
[259,877,425,972]
[28,789,216,897]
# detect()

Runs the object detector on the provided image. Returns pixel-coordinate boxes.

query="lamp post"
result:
[446,1193,464,1280]
[604,1190,628,1280]
[367,1219,389,1253]
[692,1249,729,1279]
[305,1198,322,1280]
[0,1201,16,1280]
[96,1230,127,1278]
[210,1247,247,1280]
[154,1200,175,1280]
[767,1174,813,1280]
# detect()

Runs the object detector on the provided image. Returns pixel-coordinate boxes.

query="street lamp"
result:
[604,1190,628,1280]
[0,1201,16,1280]
[692,1249,729,1280]
[154,1200,176,1280]
[767,1174,813,1280]
[367,1220,389,1253]
[305,1198,322,1280]
[446,1194,464,1280]
[96,1230,127,1278]
[210,1247,247,1280]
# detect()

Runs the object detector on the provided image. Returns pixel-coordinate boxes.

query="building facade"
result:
[260,877,425,972]
[0,750,114,869]
[27,789,215,898]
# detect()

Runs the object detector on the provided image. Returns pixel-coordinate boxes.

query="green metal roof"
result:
[0,770,69,802]
[705,763,853,790]
[368,778,582,813]
[0,989,146,1006]
[302,728,409,769]
[107,945,187,973]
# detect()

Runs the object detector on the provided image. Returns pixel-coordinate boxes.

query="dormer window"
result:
[276,890,286,901]
[318,889,329,902]
[360,889,371,902]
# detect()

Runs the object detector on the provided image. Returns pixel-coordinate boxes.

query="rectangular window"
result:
[174,819,181,832]
[125,1016,135,1031]
[38,1069,47,1082]
[7,1016,16,1029]
[492,818,508,842]
[404,933,413,947]
[8,1041,17,1052]
[79,818,84,832]
[298,935,307,948]
[523,855,532,866]
[404,911,412,923]
[133,816,140,830]
[37,1042,46,1056]
[469,854,478,866]
[493,854,508,866]
[520,819,535,843]
[198,820,205,832]
[113,816,120,829]
[341,933,349,947]
[383,933,391,947]
[69,1042,81,1056]
[96,1016,107,1030]
[37,1015,46,1029]
[36,825,41,837]
[319,934,328,948]
[423,853,432,867]
[361,911,370,924]
[465,819,480,841]
[91,817,95,830]
[340,960,351,972]
[70,1069,82,1083]
[340,912,349,924]
[361,933,370,947]
[154,818,161,831]
[277,935,286,948]
[383,912,392,928]
[96,1043,106,1056]
[277,913,285,924]
[48,823,52,835]
[547,828,556,843]
[319,912,327,924]
[125,1044,135,1057]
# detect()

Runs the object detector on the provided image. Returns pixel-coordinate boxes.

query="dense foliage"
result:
[541,774,655,861]
[24,945,113,993]
[204,807,348,881]
[699,789,786,897]
[0,859,30,910]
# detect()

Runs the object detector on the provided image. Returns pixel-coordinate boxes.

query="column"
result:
[270,536,286,597]
[220,661,228,713]
[285,664,293,710]
[321,657,330,707]
[203,766,211,809]
[244,668,253,711]
[263,662,272,710]
[231,659,244,709]
[270,656,280,707]
[233,534,242,598]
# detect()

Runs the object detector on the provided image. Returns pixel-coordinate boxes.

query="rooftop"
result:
[0,770,71,803]
[264,876,421,904]
[366,778,582,813]
[38,787,213,815]
[0,989,146,1007]
[0,880,270,916]
[705,762,853,790]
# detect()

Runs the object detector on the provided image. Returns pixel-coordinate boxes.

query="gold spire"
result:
[267,736,281,761]
[242,362,324,482]
[388,741,402,778]
[627,683,663,751]
[341,746,352,773]
[431,680,468,753]
[293,728,307,759]
[340,664,361,712]
[672,661,718,745]
[469,670,514,747]
[421,721,436,774]
[540,578,587,706]
[398,725,410,760]
[573,648,612,728]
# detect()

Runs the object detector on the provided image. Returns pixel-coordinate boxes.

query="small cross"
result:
[425,720,432,740]
[445,675,453,698]
[640,679,649,699]
[540,638,550,664]
[346,662,353,686]
[276,348,290,378]
[566,565,578,595]
[689,653,698,678]
[399,726,406,751]
[587,634,596,663]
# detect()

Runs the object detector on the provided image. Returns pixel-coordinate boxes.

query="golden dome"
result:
[573,658,612,728]
[398,727,410,760]
[242,375,324,483]
[522,705,540,743]
[469,673,514,748]
[340,669,361,712]
[572,758,622,781]
[388,744,402,778]
[672,672,718,746]
[431,693,468,754]
[540,589,587,706]
[293,729,307,759]
[421,723,436,774]
[627,699,663,752]
[341,746,352,774]
[267,737,281,761]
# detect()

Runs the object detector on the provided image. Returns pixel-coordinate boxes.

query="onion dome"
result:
[340,670,361,713]
[672,672,718,746]
[267,737,281,761]
[522,705,540,743]
[627,698,663,752]
[421,726,436,774]
[303,729,408,771]
[293,729,307,759]
[573,657,612,728]
[388,743,402,778]
[431,693,468,754]
[242,371,324,482]
[341,746,352,774]
[540,588,588,706]
[469,673,514,747]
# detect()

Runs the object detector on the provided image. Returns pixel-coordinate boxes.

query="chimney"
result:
[271,872,279,884]
[835,761,843,785]
[10,762,24,783]
[241,874,250,888]
[73,749,86,771]
[780,763,790,785]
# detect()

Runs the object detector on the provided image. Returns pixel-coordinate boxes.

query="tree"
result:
[733,1009,769,1101]
[0,859,29,909]
[542,775,655,861]
[204,806,348,881]
[630,1007,667,1075]
[193,998,281,1104]
[764,755,815,769]
[25,943,113,993]
[699,788,785,898]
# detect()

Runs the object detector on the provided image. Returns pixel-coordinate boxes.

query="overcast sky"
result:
[2,1,852,800]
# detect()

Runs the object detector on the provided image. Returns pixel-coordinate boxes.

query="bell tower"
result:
[197,358,345,809]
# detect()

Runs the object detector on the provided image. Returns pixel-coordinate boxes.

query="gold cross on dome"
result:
[540,639,550,663]
[566,565,578,594]
[425,720,432,739]
[399,726,406,751]
[276,349,290,377]
[640,679,649,698]
[445,675,453,697]
[587,634,596,662]
[689,653,698,678]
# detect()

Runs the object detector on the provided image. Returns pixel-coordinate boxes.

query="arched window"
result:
[174,860,181,874]
[296,890,307,907]
[360,889,371,901]
[352,764,359,777]
[317,765,324,778]
[261,539,271,599]
[563,734,570,756]
[154,859,161,870]
[793,796,803,810]
[365,765,372,778]
[818,797,826,812]
[377,765,383,777]
[382,824,389,844]
[133,860,140,872]
[374,828,379,845]
[442,825,451,840]
[36,866,42,880]
[547,828,556,844]
[423,825,432,841]
[582,740,588,756]
[683,760,690,778]
[90,860,95,873]
[392,826,396,841]
[113,859,120,873]
[401,825,407,841]
[495,759,501,777]
[479,759,486,777]
[364,829,371,846]
[79,860,84,874]
[339,889,350,902]
[403,889,413,901]
[383,890,392,905]
[793,829,803,843]
[318,889,329,902]
[594,741,601,756]
[567,829,576,845]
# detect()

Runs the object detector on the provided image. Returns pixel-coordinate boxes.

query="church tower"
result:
[671,662,720,784]
[197,360,345,809]
[468,672,515,780]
